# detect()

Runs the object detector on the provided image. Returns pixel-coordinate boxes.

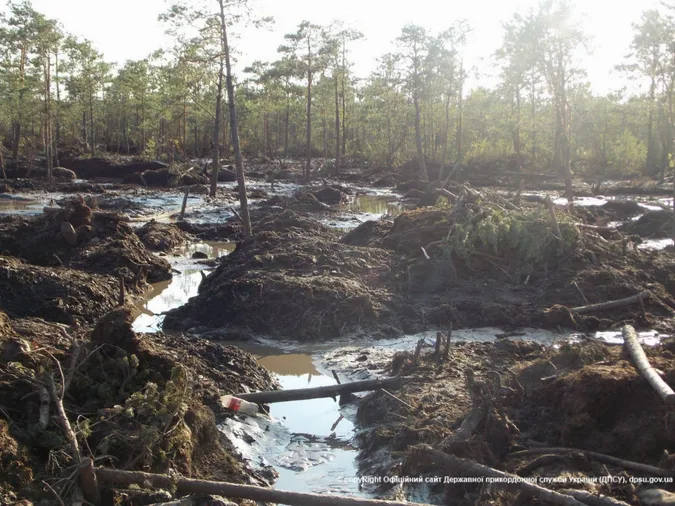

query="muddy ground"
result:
[0,154,674,506]
[0,305,279,505]
[165,187,675,341]
[322,334,675,506]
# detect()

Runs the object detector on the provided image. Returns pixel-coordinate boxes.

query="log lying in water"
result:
[623,324,675,405]
[235,376,408,404]
[95,467,432,506]
[570,291,650,315]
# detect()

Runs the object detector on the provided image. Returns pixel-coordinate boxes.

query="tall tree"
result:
[397,24,430,181]
[279,21,324,182]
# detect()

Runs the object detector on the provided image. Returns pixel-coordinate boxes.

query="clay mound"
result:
[522,351,675,463]
[136,220,190,252]
[380,209,452,255]
[0,309,277,503]
[622,210,675,238]
[0,201,171,286]
[0,256,120,324]
[164,211,394,340]
[341,220,393,247]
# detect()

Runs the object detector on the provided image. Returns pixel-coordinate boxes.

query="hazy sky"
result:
[24,0,662,94]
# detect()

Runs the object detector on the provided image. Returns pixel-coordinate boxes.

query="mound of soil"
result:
[341,220,393,247]
[175,221,241,241]
[351,337,675,505]
[0,308,277,504]
[59,157,168,179]
[312,186,347,205]
[0,200,171,293]
[623,210,675,238]
[164,210,396,340]
[0,256,120,324]
[136,220,190,252]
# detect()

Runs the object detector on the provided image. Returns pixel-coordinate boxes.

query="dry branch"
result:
[441,397,491,446]
[95,467,433,506]
[179,187,190,221]
[558,489,632,506]
[545,196,564,245]
[622,324,675,405]
[570,291,650,315]
[409,445,587,506]
[510,447,675,477]
[235,376,408,404]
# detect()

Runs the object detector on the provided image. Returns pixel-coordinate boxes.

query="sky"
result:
[24,0,663,95]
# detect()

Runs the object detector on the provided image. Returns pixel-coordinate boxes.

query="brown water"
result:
[132,241,236,333]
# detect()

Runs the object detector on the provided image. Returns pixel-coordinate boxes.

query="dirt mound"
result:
[164,210,395,340]
[0,308,277,504]
[623,210,675,238]
[0,256,120,324]
[341,220,393,247]
[136,220,190,252]
[312,186,348,205]
[0,200,171,287]
[353,337,675,505]
[175,221,241,241]
[59,156,168,179]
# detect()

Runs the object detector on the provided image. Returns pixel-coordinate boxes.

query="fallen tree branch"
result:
[440,397,491,446]
[408,445,587,506]
[509,447,675,477]
[623,324,675,405]
[435,188,458,201]
[570,291,650,315]
[95,467,433,506]
[545,196,564,246]
[235,376,409,404]
[558,489,632,506]
[179,187,190,221]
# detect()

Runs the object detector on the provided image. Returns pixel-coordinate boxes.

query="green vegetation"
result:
[0,0,673,180]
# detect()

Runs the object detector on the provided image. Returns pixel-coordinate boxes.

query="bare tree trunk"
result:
[515,84,522,188]
[54,49,60,167]
[219,1,252,236]
[437,91,452,183]
[12,45,27,159]
[335,70,340,174]
[341,39,347,158]
[44,53,53,181]
[306,38,313,182]
[413,52,428,181]
[456,63,464,166]
[211,58,224,198]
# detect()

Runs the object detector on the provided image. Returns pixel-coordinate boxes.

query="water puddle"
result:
[220,351,363,496]
[638,238,674,251]
[0,194,46,216]
[322,194,402,230]
[132,241,235,333]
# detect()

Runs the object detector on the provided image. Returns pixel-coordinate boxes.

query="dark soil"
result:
[164,210,397,340]
[350,337,675,505]
[164,190,675,340]
[136,220,191,252]
[0,307,278,504]
[623,210,675,239]
[0,199,171,286]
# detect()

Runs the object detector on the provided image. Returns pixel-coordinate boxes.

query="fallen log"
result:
[235,376,408,404]
[558,489,631,506]
[95,467,433,506]
[570,291,650,315]
[509,447,675,477]
[408,445,587,506]
[623,325,675,405]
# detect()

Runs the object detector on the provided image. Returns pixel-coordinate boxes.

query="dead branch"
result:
[413,339,424,366]
[570,291,651,315]
[379,389,414,410]
[39,386,50,430]
[235,376,410,404]
[95,467,433,506]
[440,397,491,446]
[435,188,458,201]
[510,447,675,477]
[179,187,190,221]
[558,489,632,506]
[623,324,675,405]
[409,445,587,506]
[230,207,242,222]
[545,196,564,246]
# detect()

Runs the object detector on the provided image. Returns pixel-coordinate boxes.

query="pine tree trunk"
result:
[211,58,224,198]
[335,71,340,174]
[414,64,428,181]
[306,38,313,182]
[341,39,347,158]
[219,0,252,237]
